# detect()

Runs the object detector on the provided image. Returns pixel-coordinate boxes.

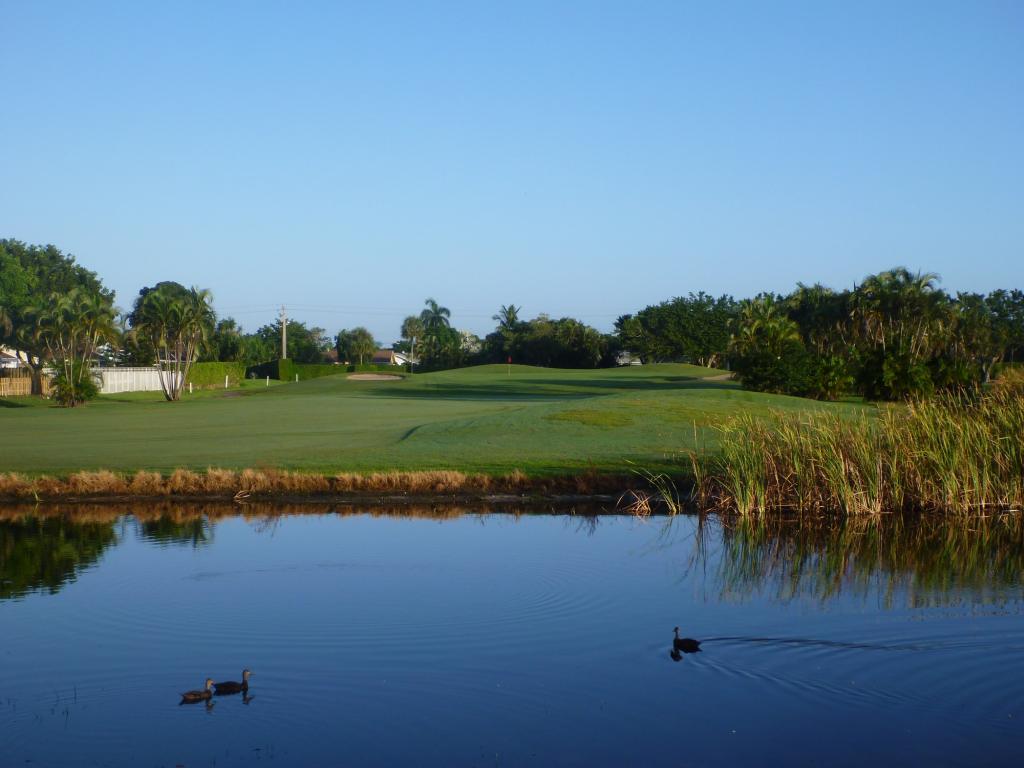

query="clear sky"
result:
[2,0,1021,343]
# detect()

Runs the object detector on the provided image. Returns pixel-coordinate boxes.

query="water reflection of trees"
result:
[702,513,1024,607]
[0,515,117,600]
[6,502,1020,608]
[0,501,588,527]
[135,515,212,548]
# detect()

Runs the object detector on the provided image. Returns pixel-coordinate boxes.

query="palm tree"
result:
[400,315,425,371]
[34,287,117,405]
[852,268,941,356]
[849,268,948,399]
[492,304,521,333]
[420,298,451,334]
[131,284,215,401]
[491,304,522,360]
[419,298,452,362]
[731,294,800,357]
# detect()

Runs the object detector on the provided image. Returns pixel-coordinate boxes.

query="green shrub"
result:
[245,359,344,381]
[733,341,813,396]
[287,362,344,380]
[855,348,934,401]
[50,360,100,407]
[186,362,247,389]
[806,354,854,401]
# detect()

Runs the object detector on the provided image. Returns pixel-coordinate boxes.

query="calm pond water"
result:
[1,504,1023,767]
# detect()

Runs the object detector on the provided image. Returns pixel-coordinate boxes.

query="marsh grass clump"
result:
[692,389,1024,515]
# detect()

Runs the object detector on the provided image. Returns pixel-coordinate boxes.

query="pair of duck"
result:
[181,669,252,703]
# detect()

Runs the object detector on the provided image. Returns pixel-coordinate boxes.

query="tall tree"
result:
[399,315,425,368]
[730,294,811,395]
[492,304,521,333]
[34,287,118,405]
[489,303,523,359]
[255,319,330,363]
[986,289,1024,363]
[419,298,452,363]
[1,240,112,394]
[336,327,377,364]
[850,268,946,399]
[128,282,215,401]
[204,317,239,362]
[623,293,736,366]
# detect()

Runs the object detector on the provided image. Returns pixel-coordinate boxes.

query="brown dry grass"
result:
[0,467,633,500]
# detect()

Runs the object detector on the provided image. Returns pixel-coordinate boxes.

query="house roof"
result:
[371,349,395,364]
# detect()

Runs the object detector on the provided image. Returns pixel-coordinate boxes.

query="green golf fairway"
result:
[0,364,862,476]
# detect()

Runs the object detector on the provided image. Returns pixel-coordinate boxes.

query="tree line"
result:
[617,270,1024,400]
[4,238,1022,405]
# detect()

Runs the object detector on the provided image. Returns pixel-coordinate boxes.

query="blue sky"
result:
[2,0,1021,342]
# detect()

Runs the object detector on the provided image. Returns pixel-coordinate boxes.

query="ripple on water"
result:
[3,510,1024,768]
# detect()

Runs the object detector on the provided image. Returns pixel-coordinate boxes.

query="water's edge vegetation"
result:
[688,388,1024,515]
[0,468,632,503]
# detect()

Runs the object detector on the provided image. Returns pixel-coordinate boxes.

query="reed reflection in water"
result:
[696,512,1024,607]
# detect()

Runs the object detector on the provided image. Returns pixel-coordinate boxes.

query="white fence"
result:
[94,367,181,394]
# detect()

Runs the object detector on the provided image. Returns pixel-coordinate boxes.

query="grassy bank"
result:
[0,467,632,501]
[690,389,1024,515]
[0,364,861,480]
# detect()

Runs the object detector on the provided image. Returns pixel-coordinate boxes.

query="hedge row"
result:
[187,362,247,389]
[243,359,406,381]
[245,359,346,381]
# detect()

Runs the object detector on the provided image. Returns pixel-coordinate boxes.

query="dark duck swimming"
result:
[180,678,215,703]
[673,628,701,654]
[214,669,252,695]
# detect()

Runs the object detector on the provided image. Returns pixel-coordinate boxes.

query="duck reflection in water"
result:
[670,627,702,662]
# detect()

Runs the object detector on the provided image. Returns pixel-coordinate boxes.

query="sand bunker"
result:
[347,373,403,381]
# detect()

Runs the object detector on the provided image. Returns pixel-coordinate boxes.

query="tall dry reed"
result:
[691,389,1024,515]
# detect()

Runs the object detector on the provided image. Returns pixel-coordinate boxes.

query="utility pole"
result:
[279,305,287,359]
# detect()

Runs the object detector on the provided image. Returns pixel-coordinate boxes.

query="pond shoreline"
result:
[0,491,626,507]
[0,468,652,506]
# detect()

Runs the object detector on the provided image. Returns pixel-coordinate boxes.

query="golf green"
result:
[0,364,861,476]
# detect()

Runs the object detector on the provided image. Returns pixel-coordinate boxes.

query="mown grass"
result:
[0,363,863,481]
[690,389,1024,515]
